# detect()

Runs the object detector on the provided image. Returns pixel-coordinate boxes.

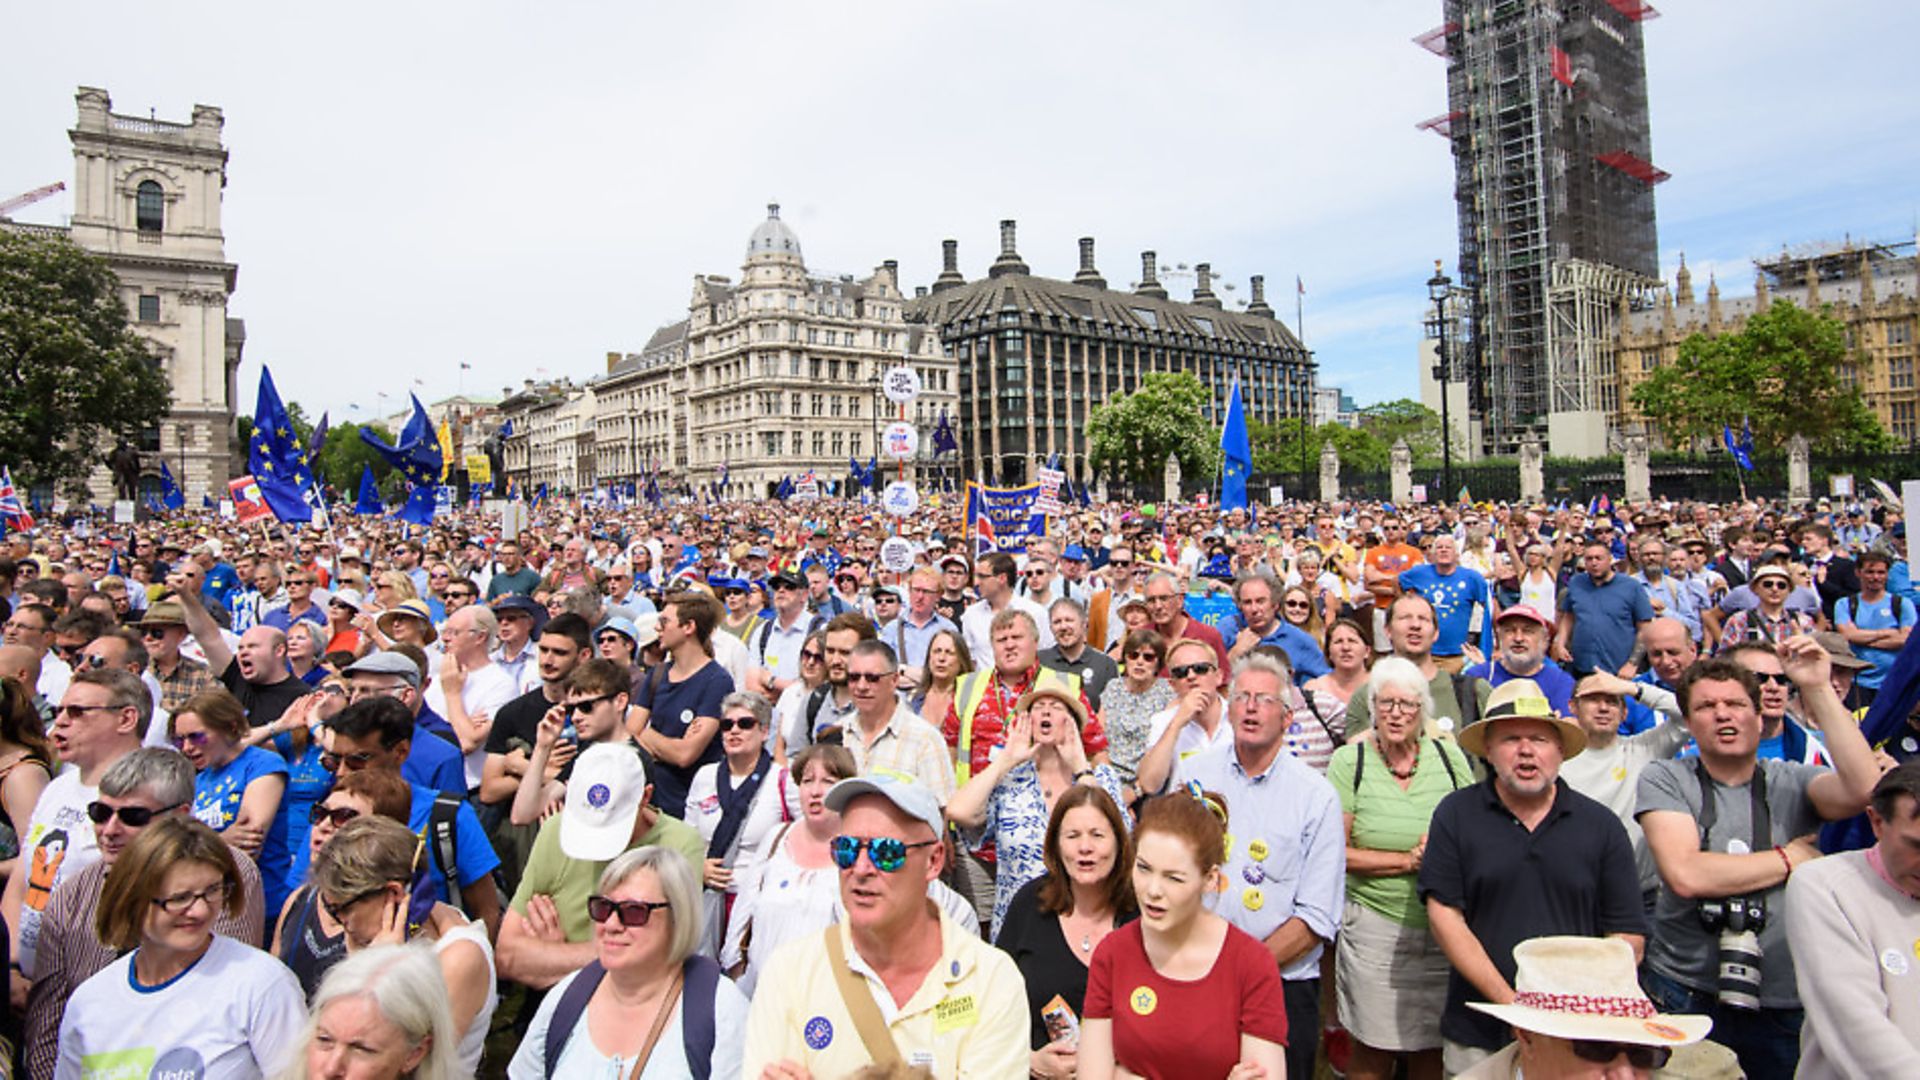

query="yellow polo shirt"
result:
[744,907,1029,1079]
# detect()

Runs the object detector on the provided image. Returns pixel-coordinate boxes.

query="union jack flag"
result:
[0,468,35,532]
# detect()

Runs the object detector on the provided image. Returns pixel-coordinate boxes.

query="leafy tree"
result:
[1631,300,1893,453]
[1086,371,1222,486]
[312,422,394,497]
[0,230,173,491]
[1250,419,1390,475]
[1356,398,1448,463]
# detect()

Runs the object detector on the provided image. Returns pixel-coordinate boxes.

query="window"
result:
[136,181,164,233]
[1892,320,1914,346]
[1894,358,1915,390]
[138,294,160,322]
[1132,308,1159,329]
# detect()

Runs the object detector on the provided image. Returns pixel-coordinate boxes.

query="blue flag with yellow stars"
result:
[157,461,186,512]
[1218,374,1252,512]
[249,366,320,523]
[359,393,444,488]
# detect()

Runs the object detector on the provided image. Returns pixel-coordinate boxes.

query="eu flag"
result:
[354,466,384,515]
[1219,375,1252,512]
[157,462,186,512]
[359,394,444,488]
[249,366,321,523]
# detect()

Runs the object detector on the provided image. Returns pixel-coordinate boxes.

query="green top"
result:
[1325,736,1472,928]
[509,809,707,942]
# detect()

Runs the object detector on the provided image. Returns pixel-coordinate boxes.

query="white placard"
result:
[883,422,919,460]
[882,481,919,517]
[112,500,135,523]
[219,500,235,519]
[794,475,821,501]
[1411,484,1428,504]
[1830,474,1854,497]
[1903,481,1920,567]
[1269,486,1286,506]
[882,366,922,405]
[879,536,915,572]
[500,502,528,542]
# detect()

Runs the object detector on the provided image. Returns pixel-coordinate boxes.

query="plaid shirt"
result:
[848,703,958,802]
[155,656,218,714]
[1714,606,1815,653]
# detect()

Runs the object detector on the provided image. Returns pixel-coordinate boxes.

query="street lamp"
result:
[1426,259,1454,504]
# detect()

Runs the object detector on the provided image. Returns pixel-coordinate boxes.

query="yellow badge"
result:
[1913,937,1920,961]
[1129,986,1158,1016]
[1248,839,1270,862]
[1243,887,1265,911]
[1222,833,1234,859]
[1613,765,1628,783]
[934,994,978,1034]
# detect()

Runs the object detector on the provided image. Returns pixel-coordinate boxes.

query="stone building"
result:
[1613,239,1920,446]
[22,87,245,503]
[905,222,1315,485]
[593,205,957,498]
[498,378,590,495]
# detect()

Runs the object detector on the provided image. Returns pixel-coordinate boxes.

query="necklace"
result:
[1080,932,1093,953]
[1377,735,1419,780]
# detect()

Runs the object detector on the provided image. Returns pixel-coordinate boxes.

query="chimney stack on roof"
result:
[1193,263,1222,308]
[1073,237,1107,289]
[989,219,1030,277]
[1136,251,1169,299]
[1246,275,1275,318]
[882,259,899,290]
[932,239,966,292]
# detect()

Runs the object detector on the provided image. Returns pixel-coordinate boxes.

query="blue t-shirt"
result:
[193,746,293,912]
[1397,564,1489,657]
[633,658,734,817]
[403,724,468,797]
[407,784,500,905]
[1558,573,1653,675]
[1215,613,1330,682]
[1834,593,1914,689]
[1462,659,1576,716]
[274,737,334,893]
[260,605,327,633]
[201,562,242,611]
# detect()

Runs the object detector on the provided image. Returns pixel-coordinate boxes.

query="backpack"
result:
[543,954,722,1079]
[1839,591,1905,627]
[750,613,826,665]
[426,794,464,913]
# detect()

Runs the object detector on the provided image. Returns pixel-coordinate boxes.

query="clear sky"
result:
[5,1,1917,423]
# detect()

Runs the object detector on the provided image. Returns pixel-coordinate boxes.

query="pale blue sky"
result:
[5,1,1916,420]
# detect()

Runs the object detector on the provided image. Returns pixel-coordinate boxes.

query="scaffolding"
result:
[1431,0,1666,454]
[1547,258,1660,415]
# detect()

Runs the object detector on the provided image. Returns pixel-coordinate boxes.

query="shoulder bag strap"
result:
[621,968,684,1080]
[822,926,906,1067]
[544,960,608,1079]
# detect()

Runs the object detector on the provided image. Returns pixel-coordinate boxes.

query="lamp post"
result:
[1426,260,1454,503]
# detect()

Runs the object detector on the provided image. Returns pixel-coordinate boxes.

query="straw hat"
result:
[1468,936,1711,1047]
[374,599,439,644]
[1456,677,1587,759]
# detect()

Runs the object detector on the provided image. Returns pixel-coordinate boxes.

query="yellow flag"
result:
[436,419,454,480]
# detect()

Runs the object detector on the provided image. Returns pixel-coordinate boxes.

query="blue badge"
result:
[586,783,611,809]
[951,959,961,977]
[1242,864,1265,886]
[804,1016,834,1049]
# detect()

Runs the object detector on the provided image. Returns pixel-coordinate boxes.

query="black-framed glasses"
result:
[830,835,937,873]
[587,895,671,928]
[152,880,233,915]
[313,804,362,828]
[845,671,894,684]
[320,886,387,923]
[718,715,759,732]
[86,800,181,827]
[566,694,617,716]
[1753,671,1792,687]
[1168,662,1216,680]
[1568,1040,1671,1070]
[320,749,379,772]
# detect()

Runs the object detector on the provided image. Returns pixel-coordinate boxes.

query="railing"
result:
[109,115,189,135]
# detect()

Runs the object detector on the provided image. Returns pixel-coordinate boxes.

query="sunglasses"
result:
[1168,662,1217,680]
[86,800,182,827]
[845,671,894,684]
[829,834,938,873]
[320,749,380,771]
[172,731,211,749]
[587,895,671,928]
[1283,600,1311,610]
[718,716,759,732]
[1754,578,1790,589]
[800,650,824,663]
[567,693,618,716]
[313,804,362,828]
[1568,1040,1671,1070]
[1126,649,1161,662]
[1753,671,1793,687]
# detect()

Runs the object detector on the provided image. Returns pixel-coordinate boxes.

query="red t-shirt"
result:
[939,665,1107,778]
[1084,920,1288,1079]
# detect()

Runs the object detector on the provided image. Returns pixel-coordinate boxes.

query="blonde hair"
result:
[95,817,242,950]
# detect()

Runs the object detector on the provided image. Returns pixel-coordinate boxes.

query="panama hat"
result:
[1456,677,1586,759]
[1468,936,1711,1047]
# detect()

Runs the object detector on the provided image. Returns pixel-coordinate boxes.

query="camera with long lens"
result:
[1698,897,1766,1010]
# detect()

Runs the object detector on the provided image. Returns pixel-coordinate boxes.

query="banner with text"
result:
[965,480,1046,555]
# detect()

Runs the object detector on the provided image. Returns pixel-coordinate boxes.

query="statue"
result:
[107,440,143,501]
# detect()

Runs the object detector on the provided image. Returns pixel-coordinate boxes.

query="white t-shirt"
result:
[507,964,750,1080]
[56,933,306,1079]
[435,919,499,1077]
[423,660,519,791]
[961,595,1055,662]
[36,654,71,711]
[1143,704,1233,788]
[17,767,99,976]
[710,631,751,692]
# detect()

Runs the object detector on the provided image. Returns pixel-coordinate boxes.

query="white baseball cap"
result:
[560,743,649,861]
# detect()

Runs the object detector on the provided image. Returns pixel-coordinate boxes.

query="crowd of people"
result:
[0,489,1917,1078]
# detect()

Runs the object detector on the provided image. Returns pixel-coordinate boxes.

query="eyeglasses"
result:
[830,835,938,873]
[1228,692,1286,710]
[320,749,380,771]
[1126,649,1161,662]
[172,731,211,749]
[1754,579,1790,589]
[845,671,895,684]
[566,694,618,716]
[1753,671,1792,687]
[86,800,182,827]
[313,804,362,828]
[800,650,824,663]
[320,886,387,923]
[1025,567,1052,576]
[587,895,671,928]
[1375,698,1423,716]
[152,880,233,915]
[1282,600,1311,610]
[1168,662,1216,680]
[1108,560,1133,569]
[1568,1040,1671,1070]
[1145,594,1178,605]
[718,715,759,732]
[56,703,125,720]
[54,643,85,660]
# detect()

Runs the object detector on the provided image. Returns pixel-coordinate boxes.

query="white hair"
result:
[282,944,456,1080]
[1365,656,1434,723]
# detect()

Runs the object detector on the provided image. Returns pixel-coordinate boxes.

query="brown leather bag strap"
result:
[823,926,906,1067]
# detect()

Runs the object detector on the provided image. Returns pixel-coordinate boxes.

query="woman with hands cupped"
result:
[946,684,1131,938]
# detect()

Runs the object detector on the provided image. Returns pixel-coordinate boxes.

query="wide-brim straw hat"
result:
[1456,677,1587,759]
[1468,936,1711,1047]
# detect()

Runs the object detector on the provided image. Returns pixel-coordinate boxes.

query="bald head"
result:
[234,625,290,683]
[1640,617,1697,685]
[0,644,41,689]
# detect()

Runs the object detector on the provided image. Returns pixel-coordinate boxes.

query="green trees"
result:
[1086,372,1223,485]
[1630,300,1893,453]
[0,230,173,490]
[312,423,395,496]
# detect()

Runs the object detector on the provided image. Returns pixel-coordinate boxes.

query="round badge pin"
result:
[585,783,611,809]
[1242,864,1265,886]
[1882,948,1910,976]
[1436,716,1455,733]
[804,1016,834,1050]
[1129,986,1157,1016]
[1905,736,1919,754]
[680,708,694,723]
[1243,887,1265,911]
[1248,839,1270,862]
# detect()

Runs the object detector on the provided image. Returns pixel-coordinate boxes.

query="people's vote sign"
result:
[965,481,1046,555]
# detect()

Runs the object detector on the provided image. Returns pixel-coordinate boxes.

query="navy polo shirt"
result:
[1418,778,1647,1050]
